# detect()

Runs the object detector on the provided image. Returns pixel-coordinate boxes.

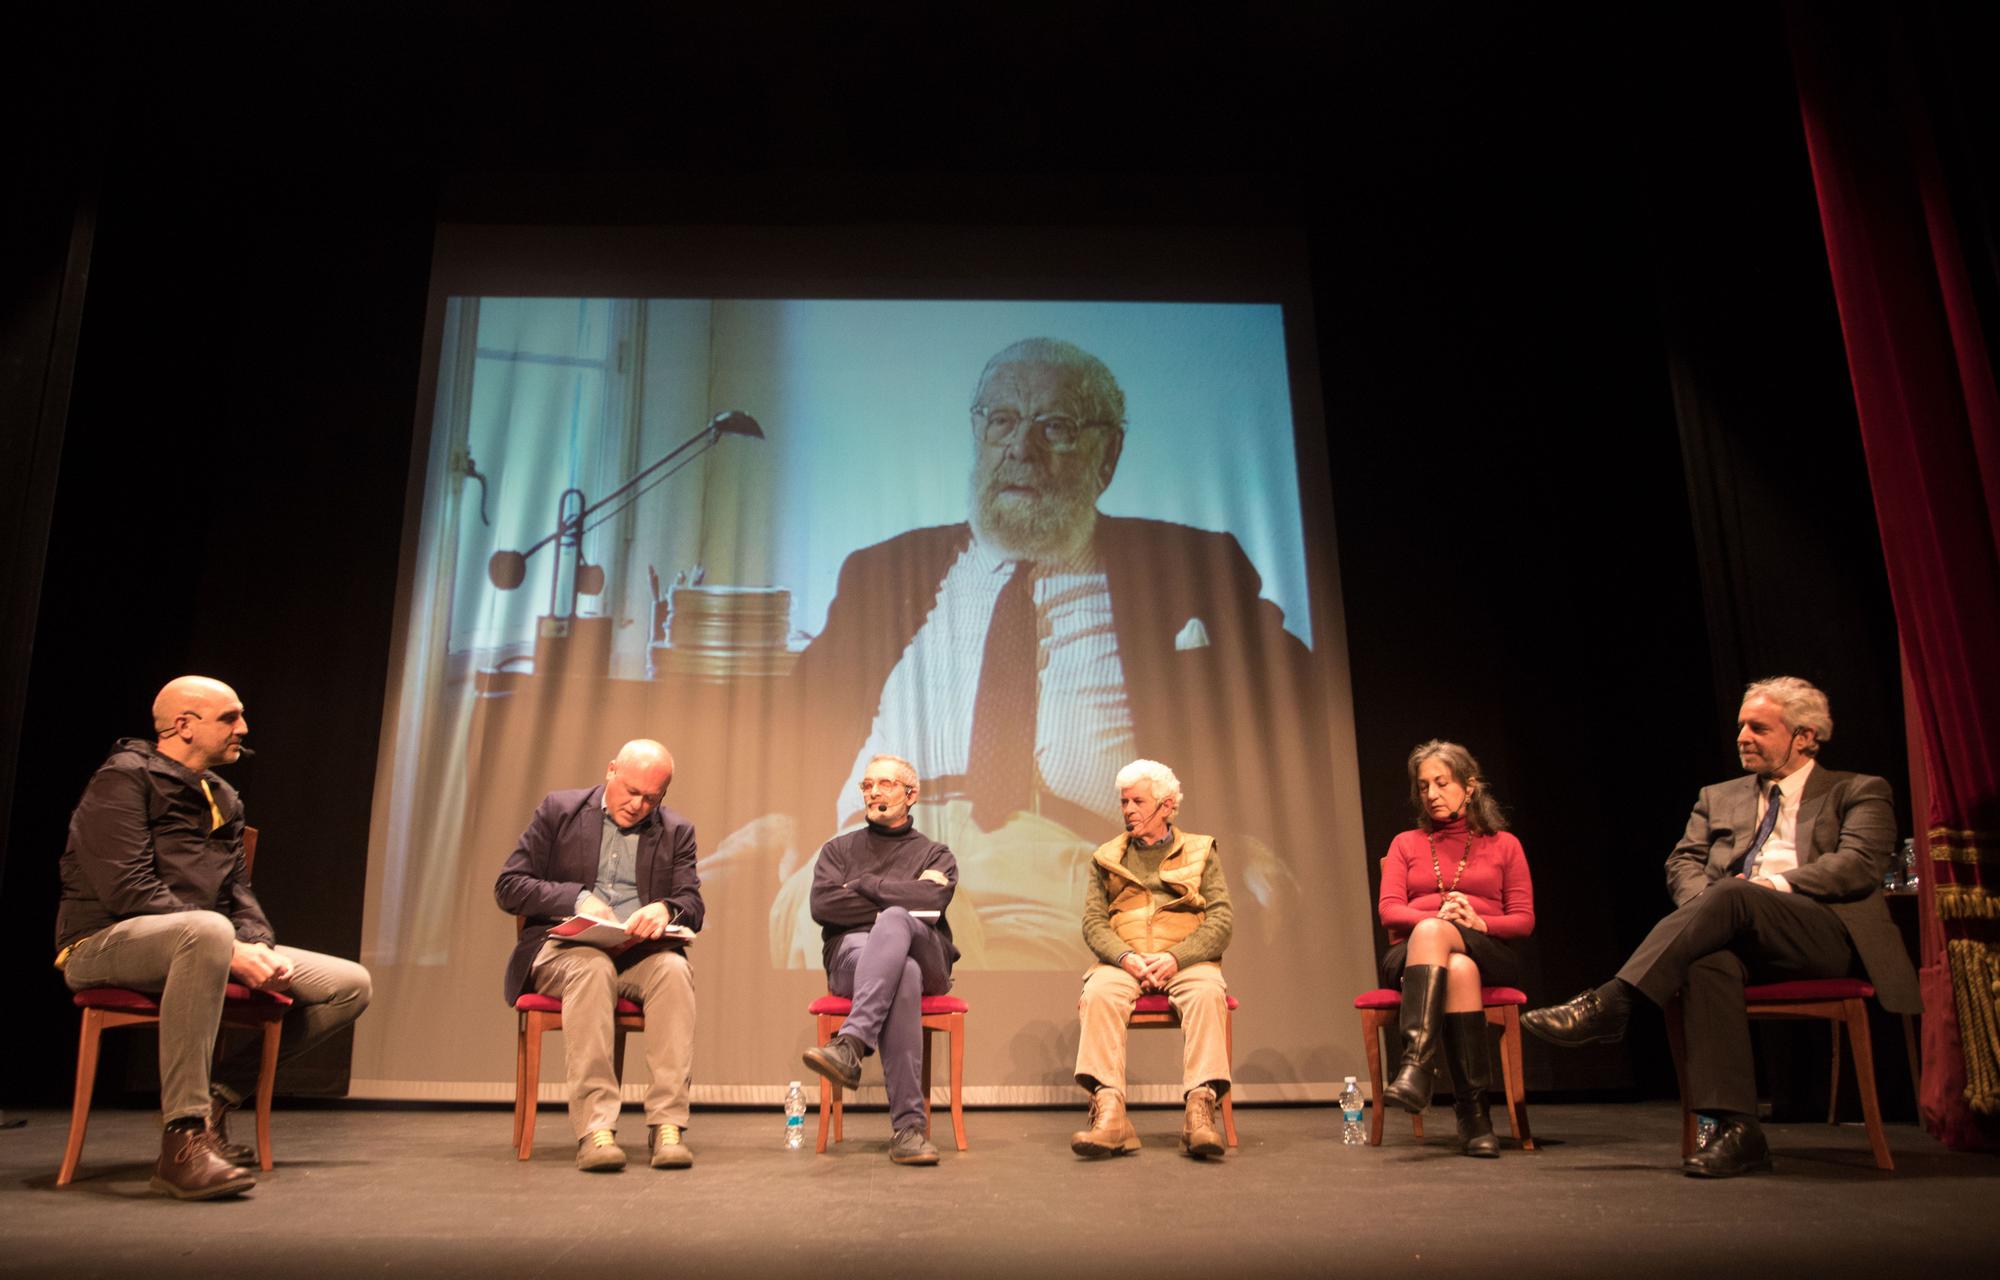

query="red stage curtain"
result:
[1788,4,2000,1147]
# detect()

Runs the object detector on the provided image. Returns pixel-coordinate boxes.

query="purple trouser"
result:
[826,907,954,1135]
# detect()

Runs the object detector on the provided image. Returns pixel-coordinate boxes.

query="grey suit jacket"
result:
[1664,766,1919,1013]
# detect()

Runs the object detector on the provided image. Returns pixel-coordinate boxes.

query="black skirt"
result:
[1379,923,1524,989]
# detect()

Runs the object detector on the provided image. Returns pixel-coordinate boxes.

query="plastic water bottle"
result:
[1340,1076,1366,1146]
[784,1081,806,1150]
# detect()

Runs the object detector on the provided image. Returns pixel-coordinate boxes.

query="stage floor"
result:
[1,1101,1993,1278]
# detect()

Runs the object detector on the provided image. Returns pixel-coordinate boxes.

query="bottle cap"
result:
[788,1080,801,1088]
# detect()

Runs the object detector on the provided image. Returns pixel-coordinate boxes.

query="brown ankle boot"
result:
[1181,1085,1225,1158]
[1070,1088,1141,1157]
[206,1090,257,1168]
[151,1123,257,1200]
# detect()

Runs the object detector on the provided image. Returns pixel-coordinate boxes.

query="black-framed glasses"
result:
[972,406,1116,453]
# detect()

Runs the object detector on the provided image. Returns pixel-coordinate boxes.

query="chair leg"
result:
[814,1014,836,1153]
[921,1026,934,1140]
[1496,1006,1534,1151]
[1844,1000,1894,1171]
[1664,995,1696,1159]
[58,1010,106,1187]
[518,1015,547,1160]
[253,1017,281,1172]
[1221,1008,1238,1147]
[1362,1010,1385,1146]
[520,1016,536,1152]
[1902,1013,1922,1117]
[947,1012,968,1151]
[1827,1012,1845,1125]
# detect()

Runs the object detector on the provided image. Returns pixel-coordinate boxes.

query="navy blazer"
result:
[494,785,705,1005]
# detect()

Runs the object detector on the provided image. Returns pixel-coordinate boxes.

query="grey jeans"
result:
[63,911,372,1123]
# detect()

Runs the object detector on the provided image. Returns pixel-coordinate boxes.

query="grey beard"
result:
[970,479,1096,561]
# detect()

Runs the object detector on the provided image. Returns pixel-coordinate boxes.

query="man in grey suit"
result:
[1523,676,1920,1177]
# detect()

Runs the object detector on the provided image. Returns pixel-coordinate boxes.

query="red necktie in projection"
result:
[966,561,1038,829]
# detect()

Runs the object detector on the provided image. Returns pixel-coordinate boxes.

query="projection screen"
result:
[354,226,1374,1105]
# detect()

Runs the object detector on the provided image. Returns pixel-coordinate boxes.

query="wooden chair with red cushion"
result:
[511,990,646,1159]
[808,994,969,1153]
[1664,977,1895,1171]
[1129,992,1241,1147]
[58,827,292,1187]
[1353,986,1534,1150]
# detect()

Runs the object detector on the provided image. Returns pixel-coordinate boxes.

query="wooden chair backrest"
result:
[244,825,260,877]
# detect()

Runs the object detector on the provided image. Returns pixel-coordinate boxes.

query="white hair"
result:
[972,337,1126,428]
[1115,758,1183,808]
[1743,676,1833,755]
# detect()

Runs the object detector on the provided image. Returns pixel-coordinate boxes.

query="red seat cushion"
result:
[1745,979,1876,1002]
[75,984,293,1011]
[1353,986,1525,1009]
[809,994,969,1016]
[1132,993,1240,1013]
[515,993,643,1015]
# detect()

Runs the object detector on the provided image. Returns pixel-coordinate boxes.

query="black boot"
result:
[1444,1011,1499,1158]
[1382,965,1447,1113]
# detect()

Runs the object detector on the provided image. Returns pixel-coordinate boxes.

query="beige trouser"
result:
[531,940,696,1138]
[62,911,372,1125]
[1073,961,1231,1098]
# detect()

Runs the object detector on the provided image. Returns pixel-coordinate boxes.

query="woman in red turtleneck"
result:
[1375,740,1534,1157]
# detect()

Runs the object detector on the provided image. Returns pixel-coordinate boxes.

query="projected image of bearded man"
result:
[969,354,1113,564]
[758,337,1316,969]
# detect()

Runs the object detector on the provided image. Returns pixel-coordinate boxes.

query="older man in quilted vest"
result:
[1071,758,1233,1159]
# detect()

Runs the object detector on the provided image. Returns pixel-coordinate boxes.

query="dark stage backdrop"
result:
[0,3,1915,1113]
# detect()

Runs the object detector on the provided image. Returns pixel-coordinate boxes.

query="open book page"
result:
[548,915,699,948]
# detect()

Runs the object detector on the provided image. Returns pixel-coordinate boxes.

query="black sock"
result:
[166,1117,204,1133]
[1591,978,1634,1015]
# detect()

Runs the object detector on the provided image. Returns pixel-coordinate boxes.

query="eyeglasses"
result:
[858,778,912,795]
[972,406,1116,453]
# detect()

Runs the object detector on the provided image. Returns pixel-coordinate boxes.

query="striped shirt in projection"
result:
[837,537,1134,829]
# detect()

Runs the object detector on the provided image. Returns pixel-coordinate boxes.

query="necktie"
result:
[965,561,1038,828]
[1740,783,1781,879]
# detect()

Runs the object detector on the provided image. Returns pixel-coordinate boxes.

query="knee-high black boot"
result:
[1444,1011,1499,1157]
[1382,965,1447,1113]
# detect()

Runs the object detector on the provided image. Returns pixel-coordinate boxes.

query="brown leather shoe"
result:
[1070,1087,1141,1158]
[207,1091,257,1168]
[150,1123,257,1200]
[1181,1085,1226,1158]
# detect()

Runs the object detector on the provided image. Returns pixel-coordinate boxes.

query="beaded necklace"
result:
[1428,827,1474,895]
